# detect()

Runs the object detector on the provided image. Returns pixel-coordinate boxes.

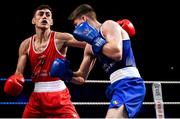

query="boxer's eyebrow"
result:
[37,10,51,17]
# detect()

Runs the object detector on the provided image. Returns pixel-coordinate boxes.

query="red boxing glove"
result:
[117,19,136,37]
[4,74,25,96]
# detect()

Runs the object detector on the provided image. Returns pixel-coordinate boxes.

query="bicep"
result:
[103,21,122,45]
[100,21,123,60]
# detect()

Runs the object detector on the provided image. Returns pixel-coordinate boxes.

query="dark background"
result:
[0,0,179,118]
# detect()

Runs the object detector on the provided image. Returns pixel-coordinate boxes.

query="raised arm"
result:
[56,32,86,49]
[100,20,124,61]
[72,20,124,61]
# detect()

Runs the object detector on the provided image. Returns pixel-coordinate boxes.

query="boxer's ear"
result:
[81,15,88,22]
[50,18,53,26]
[32,18,35,25]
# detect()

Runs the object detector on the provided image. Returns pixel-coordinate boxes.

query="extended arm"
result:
[56,32,86,49]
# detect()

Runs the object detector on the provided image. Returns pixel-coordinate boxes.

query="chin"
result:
[39,25,49,30]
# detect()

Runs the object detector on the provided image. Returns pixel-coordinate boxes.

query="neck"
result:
[89,20,101,30]
[35,28,51,42]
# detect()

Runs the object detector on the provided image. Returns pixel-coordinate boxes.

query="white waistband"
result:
[110,67,141,84]
[34,80,66,92]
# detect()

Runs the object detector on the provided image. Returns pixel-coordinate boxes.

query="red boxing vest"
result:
[29,31,65,82]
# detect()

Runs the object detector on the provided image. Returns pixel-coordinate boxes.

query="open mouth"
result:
[41,20,48,24]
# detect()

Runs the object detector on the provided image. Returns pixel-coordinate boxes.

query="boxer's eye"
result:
[38,12,44,16]
[45,12,51,17]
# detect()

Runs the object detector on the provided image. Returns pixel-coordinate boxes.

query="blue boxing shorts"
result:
[105,77,146,118]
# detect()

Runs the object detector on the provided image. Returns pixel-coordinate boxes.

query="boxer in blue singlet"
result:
[50,4,146,118]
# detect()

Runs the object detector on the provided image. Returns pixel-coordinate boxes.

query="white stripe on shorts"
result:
[34,80,66,92]
[110,67,141,84]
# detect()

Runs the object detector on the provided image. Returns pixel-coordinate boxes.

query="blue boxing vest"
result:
[97,39,137,78]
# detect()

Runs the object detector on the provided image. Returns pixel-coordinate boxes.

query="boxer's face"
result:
[73,15,89,27]
[32,9,53,29]
[73,18,85,27]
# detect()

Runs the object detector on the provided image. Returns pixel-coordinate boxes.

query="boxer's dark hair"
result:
[68,4,96,20]
[33,4,53,17]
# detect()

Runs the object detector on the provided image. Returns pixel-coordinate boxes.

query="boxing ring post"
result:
[152,82,165,119]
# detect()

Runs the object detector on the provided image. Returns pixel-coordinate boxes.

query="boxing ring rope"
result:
[1,78,180,105]
[1,78,180,118]
[85,80,180,84]
[1,78,180,84]
[0,101,180,105]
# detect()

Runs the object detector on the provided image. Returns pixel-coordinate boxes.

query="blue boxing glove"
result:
[50,58,73,82]
[73,22,106,55]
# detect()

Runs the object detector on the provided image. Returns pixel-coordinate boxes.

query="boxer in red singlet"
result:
[4,4,85,118]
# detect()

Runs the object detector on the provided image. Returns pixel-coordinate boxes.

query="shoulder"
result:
[21,37,31,48]
[54,31,73,41]
[101,20,121,32]
[19,37,31,54]
[103,20,120,27]
[101,20,121,35]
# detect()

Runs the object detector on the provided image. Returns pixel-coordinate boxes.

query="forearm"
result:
[67,40,87,49]
[74,41,87,49]
[15,56,27,75]
[15,67,25,76]
[63,32,87,49]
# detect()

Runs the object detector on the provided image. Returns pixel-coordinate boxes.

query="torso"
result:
[97,39,137,77]
[91,21,137,77]
[33,37,50,53]
[28,31,66,82]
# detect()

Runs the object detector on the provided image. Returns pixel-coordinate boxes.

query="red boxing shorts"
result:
[22,80,79,118]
